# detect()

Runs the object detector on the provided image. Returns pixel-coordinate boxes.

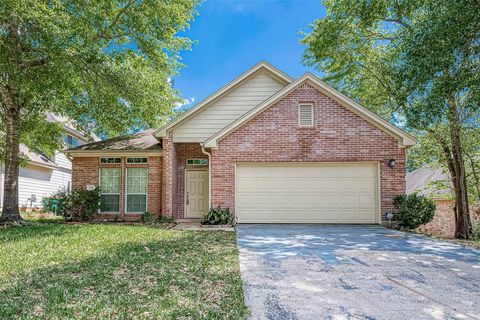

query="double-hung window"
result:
[100,168,121,212]
[126,168,147,213]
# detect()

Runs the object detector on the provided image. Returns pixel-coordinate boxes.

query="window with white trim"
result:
[100,168,121,212]
[298,103,314,126]
[127,157,148,164]
[100,157,121,164]
[126,167,147,213]
[186,158,208,165]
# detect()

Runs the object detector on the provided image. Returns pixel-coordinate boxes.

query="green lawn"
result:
[0,224,249,319]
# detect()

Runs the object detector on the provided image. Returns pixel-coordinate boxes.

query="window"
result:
[186,158,208,165]
[64,134,80,147]
[298,104,314,126]
[100,157,121,164]
[126,168,147,213]
[100,168,120,212]
[127,157,148,164]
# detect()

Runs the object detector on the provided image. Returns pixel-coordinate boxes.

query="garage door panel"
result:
[236,163,378,224]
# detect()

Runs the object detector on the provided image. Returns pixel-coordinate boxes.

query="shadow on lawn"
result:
[0,223,81,244]
[0,229,248,320]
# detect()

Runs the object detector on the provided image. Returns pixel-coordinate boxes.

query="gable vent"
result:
[298,104,314,126]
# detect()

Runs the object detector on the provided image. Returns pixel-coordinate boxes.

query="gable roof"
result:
[406,166,451,199]
[20,145,59,169]
[65,129,161,157]
[203,73,417,148]
[154,61,293,138]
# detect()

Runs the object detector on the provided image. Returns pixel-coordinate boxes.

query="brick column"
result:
[161,134,176,217]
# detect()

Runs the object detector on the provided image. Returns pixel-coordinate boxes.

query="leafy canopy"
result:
[0,0,199,156]
[302,0,480,169]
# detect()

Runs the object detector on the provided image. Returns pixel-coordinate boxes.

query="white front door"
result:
[186,170,209,218]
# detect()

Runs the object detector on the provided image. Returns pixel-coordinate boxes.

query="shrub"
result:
[472,222,480,240]
[45,188,101,221]
[158,215,174,224]
[393,193,436,229]
[42,189,69,216]
[203,205,233,225]
[140,212,156,224]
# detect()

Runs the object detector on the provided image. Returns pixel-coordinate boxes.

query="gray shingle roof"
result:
[67,129,161,152]
[406,166,451,198]
[20,144,58,168]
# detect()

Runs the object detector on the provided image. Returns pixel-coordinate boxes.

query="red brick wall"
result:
[418,200,480,238]
[72,155,162,220]
[161,135,176,218]
[72,157,99,188]
[210,82,406,222]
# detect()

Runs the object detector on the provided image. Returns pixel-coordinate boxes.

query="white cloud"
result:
[173,97,195,111]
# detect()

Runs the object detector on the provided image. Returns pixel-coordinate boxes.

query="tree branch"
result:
[385,18,410,29]
[95,0,136,42]
[19,57,48,69]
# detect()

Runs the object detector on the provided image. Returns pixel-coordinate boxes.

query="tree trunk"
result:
[0,88,22,223]
[447,99,471,239]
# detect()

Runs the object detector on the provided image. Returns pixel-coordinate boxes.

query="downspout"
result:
[201,144,212,209]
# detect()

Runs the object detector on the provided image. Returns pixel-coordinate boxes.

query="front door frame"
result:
[184,168,209,218]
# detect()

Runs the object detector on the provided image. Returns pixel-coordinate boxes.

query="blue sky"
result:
[173,0,326,108]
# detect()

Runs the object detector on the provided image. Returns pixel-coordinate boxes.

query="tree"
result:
[0,0,199,223]
[302,0,479,238]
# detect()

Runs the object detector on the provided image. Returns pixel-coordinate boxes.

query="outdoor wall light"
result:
[386,211,394,228]
[388,159,395,168]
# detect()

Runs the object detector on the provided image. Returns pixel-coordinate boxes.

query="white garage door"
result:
[236,163,378,224]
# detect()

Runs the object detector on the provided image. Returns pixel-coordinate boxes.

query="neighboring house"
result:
[0,113,95,209]
[407,166,479,238]
[66,61,416,224]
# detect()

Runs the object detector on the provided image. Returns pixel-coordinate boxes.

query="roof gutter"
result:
[63,150,163,158]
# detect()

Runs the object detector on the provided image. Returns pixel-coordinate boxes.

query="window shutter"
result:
[299,104,314,126]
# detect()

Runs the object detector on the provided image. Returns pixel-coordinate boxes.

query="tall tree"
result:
[302,0,479,238]
[0,0,199,223]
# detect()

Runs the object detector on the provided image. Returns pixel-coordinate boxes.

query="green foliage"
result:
[46,188,101,221]
[140,211,155,224]
[203,206,233,225]
[302,0,479,237]
[472,222,480,240]
[0,0,199,152]
[42,188,69,216]
[158,215,174,224]
[393,194,436,229]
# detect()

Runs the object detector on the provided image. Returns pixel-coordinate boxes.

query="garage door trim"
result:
[234,161,381,224]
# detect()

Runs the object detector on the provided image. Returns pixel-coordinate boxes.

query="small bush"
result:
[472,222,480,240]
[158,215,174,224]
[42,189,69,216]
[393,193,436,229]
[203,205,233,225]
[140,212,156,224]
[45,188,101,221]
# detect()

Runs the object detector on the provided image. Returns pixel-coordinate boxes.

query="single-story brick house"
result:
[407,166,480,238]
[65,62,416,223]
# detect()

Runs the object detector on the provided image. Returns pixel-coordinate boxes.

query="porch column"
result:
[161,134,176,218]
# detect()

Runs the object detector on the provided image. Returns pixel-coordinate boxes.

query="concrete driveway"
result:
[236,225,480,320]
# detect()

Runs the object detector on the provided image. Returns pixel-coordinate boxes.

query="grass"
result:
[21,212,64,223]
[0,224,249,319]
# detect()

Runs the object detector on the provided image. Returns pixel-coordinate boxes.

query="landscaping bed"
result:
[0,223,248,319]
